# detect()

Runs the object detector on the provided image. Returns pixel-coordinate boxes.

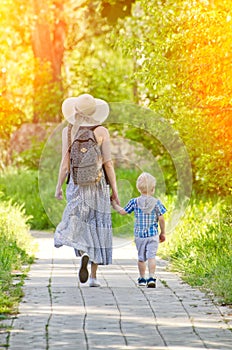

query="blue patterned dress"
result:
[54,161,112,265]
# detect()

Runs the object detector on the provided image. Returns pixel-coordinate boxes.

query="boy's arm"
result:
[158,215,166,242]
[111,200,127,216]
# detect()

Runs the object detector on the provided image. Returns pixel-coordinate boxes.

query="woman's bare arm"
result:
[55,127,69,200]
[95,126,120,204]
[111,200,127,215]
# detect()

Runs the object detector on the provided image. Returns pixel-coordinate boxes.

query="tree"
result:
[113,0,232,195]
[31,0,66,121]
[0,0,136,123]
[101,0,136,24]
[0,97,25,167]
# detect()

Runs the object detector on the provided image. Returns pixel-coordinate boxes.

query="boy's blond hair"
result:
[136,172,156,194]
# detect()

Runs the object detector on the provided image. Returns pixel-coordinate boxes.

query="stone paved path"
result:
[0,231,232,350]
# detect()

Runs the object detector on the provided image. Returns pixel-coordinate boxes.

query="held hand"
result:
[111,199,118,210]
[110,191,120,205]
[55,187,63,200]
[159,233,166,243]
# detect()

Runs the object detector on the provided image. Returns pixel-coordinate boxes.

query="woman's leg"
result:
[90,262,98,279]
[89,263,101,287]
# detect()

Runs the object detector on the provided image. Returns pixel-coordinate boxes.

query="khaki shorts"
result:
[135,236,159,262]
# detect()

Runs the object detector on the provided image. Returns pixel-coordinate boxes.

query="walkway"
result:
[0,231,232,350]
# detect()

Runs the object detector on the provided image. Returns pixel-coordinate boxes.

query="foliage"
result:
[32,62,64,123]
[113,0,232,195]
[0,0,34,120]
[108,123,178,194]
[100,0,136,24]
[159,196,232,304]
[12,140,46,170]
[1,0,231,196]
[0,199,35,314]
[65,38,134,103]
[0,97,25,142]
[0,167,53,229]
[0,0,137,173]
[0,97,25,168]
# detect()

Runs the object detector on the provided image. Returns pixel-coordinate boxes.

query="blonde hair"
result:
[136,172,156,195]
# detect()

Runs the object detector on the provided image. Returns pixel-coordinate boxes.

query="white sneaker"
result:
[89,278,101,287]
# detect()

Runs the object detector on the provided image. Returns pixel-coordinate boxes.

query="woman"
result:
[54,94,119,287]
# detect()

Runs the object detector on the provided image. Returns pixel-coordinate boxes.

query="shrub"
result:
[0,167,53,229]
[0,199,35,314]
[159,197,232,304]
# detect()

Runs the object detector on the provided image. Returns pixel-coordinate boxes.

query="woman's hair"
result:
[136,172,156,194]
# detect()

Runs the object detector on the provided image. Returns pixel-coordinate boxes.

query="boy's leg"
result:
[148,258,156,277]
[146,237,159,288]
[138,260,146,278]
[135,238,146,278]
[146,237,159,276]
[135,238,147,285]
[147,257,157,288]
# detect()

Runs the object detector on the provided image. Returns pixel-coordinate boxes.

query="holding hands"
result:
[55,186,63,200]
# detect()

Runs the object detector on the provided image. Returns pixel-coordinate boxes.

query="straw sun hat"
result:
[61,94,110,126]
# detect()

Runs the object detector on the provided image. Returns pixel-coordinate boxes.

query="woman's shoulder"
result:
[95,125,108,132]
[62,125,69,132]
[94,125,110,138]
[62,125,69,134]
[61,125,69,144]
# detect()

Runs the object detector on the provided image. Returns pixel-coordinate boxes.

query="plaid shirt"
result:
[124,197,167,238]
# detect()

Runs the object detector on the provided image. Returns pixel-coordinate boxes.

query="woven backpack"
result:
[67,124,103,186]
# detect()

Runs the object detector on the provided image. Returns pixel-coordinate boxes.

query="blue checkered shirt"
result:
[124,197,167,238]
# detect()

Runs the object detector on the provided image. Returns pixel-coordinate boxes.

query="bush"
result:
[0,199,35,314]
[0,167,53,229]
[159,197,232,304]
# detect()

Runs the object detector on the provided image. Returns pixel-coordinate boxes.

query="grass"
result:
[158,196,232,304]
[0,199,35,314]
[0,167,53,229]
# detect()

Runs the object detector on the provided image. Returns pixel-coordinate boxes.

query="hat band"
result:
[71,107,96,143]
[74,106,97,124]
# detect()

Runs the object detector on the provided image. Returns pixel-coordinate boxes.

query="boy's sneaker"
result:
[137,277,147,286]
[147,277,156,288]
[79,253,89,283]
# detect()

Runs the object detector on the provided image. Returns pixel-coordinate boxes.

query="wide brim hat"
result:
[62,93,110,126]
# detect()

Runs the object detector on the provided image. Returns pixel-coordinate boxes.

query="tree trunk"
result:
[31,0,66,122]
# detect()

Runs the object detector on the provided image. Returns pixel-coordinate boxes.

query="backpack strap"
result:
[90,125,101,130]
[66,123,73,184]
[67,123,72,152]
[88,125,101,142]
[68,124,101,148]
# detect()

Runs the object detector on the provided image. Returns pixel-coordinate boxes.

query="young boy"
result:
[112,172,166,288]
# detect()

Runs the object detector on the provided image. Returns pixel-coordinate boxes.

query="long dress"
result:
[54,129,112,265]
